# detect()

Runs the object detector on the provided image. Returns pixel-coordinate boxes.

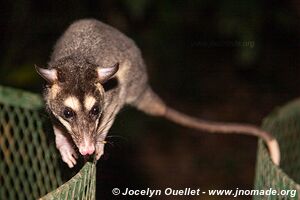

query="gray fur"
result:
[37,19,280,167]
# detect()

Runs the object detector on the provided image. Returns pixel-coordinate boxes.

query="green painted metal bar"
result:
[0,85,96,200]
[254,99,300,199]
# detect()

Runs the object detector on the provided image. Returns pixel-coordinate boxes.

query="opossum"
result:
[36,19,280,168]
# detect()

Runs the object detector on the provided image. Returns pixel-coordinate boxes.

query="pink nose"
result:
[79,145,95,156]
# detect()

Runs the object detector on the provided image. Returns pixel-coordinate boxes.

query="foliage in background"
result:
[0,0,298,91]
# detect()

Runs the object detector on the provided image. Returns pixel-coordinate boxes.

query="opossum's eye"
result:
[90,105,100,116]
[63,107,75,119]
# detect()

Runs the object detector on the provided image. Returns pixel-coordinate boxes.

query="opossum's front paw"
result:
[59,146,78,168]
[95,143,105,160]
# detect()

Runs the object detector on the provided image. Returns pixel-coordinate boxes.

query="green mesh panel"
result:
[0,85,96,200]
[40,162,96,200]
[254,99,300,199]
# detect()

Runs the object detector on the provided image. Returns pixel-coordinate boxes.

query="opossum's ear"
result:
[35,65,58,84]
[97,63,119,83]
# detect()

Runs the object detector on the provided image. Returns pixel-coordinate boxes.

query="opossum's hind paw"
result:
[59,146,78,168]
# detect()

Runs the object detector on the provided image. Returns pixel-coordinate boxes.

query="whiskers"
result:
[95,133,129,151]
[95,114,115,135]
[96,138,113,147]
[106,135,128,143]
[92,103,130,158]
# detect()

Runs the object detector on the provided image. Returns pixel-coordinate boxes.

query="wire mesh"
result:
[254,99,300,199]
[0,85,96,200]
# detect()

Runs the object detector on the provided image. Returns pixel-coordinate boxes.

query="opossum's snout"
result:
[72,124,97,156]
[78,140,95,156]
[49,94,102,157]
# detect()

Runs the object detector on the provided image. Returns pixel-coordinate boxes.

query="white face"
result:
[84,95,97,111]
[54,96,82,132]
[59,94,101,126]
[64,96,81,112]
[36,59,119,156]
[58,95,101,156]
[48,86,103,154]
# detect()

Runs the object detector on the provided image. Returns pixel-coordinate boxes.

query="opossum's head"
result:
[36,57,119,156]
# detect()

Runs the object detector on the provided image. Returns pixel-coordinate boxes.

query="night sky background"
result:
[0,1,299,199]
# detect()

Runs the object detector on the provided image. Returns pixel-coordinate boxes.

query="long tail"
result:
[133,87,280,165]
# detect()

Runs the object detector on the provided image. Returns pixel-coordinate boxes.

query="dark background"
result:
[0,1,299,199]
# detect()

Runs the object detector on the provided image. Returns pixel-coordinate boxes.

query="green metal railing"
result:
[2,84,300,199]
[0,85,96,200]
[254,99,300,199]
